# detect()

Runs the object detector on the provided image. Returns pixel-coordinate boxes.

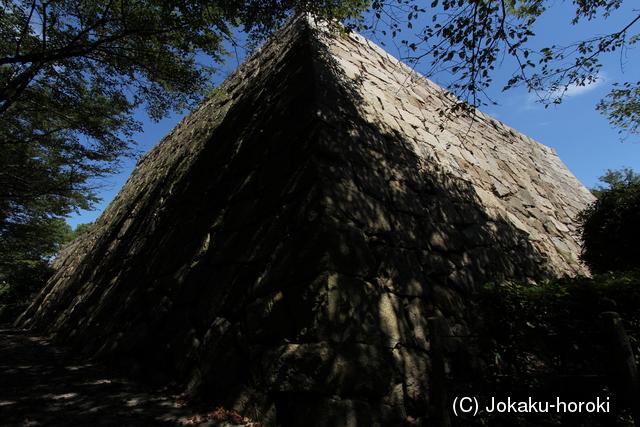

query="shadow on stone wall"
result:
[17,15,573,427]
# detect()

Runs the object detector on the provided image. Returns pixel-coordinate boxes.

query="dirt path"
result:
[0,327,261,427]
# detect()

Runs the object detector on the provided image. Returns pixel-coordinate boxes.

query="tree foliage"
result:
[578,168,640,274]
[3,0,637,238]
[0,0,369,317]
[3,1,638,235]
[359,0,639,124]
[590,166,640,197]
[0,0,369,232]
[597,80,640,139]
[0,218,91,322]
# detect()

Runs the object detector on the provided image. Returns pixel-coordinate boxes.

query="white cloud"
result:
[516,73,608,111]
[548,75,607,99]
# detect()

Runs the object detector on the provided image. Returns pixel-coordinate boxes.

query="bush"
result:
[470,272,640,426]
[579,168,640,274]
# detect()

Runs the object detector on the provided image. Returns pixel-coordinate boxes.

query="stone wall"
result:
[17,14,595,427]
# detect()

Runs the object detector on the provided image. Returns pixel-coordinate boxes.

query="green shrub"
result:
[579,168,640,274]
[468,271,640,426]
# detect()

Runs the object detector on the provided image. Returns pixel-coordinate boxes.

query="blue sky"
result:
[66,2,640,227]
[472,1,640,190]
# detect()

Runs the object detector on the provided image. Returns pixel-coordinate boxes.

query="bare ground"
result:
[0,327,262,427]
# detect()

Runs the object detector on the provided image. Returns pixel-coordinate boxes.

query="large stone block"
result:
[287,272,412,347]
